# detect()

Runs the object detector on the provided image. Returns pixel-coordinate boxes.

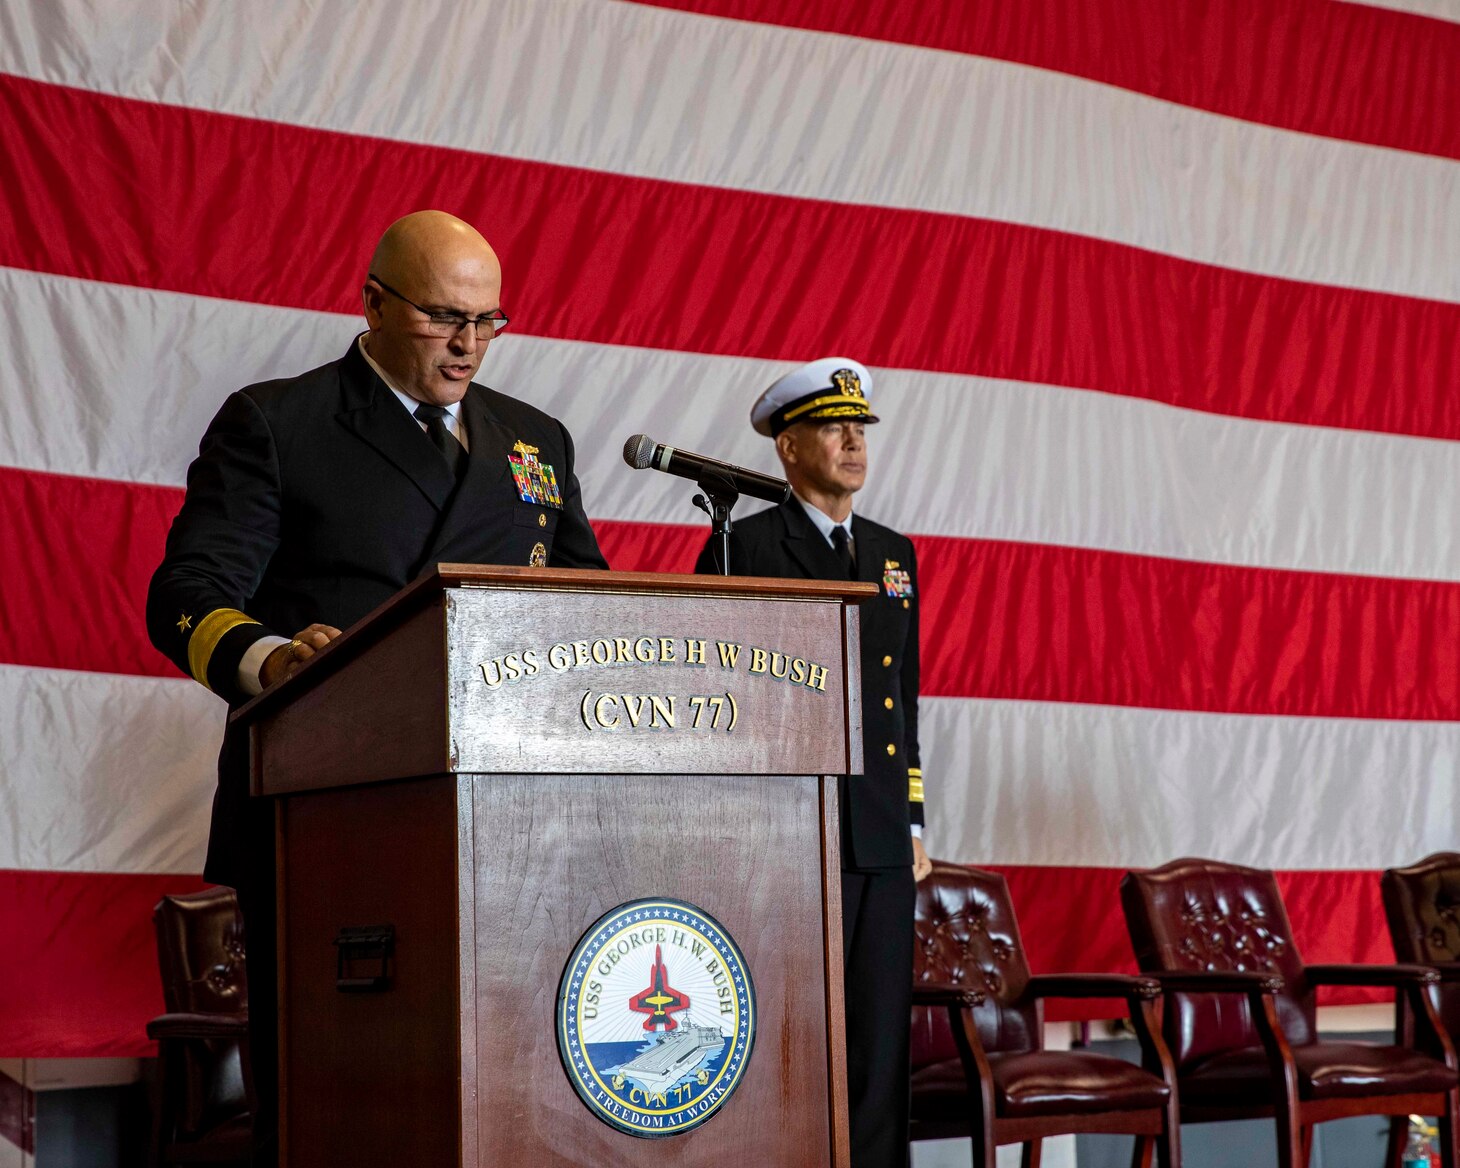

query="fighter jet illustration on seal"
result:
[628,945,689,1031]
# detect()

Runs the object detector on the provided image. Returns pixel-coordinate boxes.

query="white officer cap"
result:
[750,357,878,437]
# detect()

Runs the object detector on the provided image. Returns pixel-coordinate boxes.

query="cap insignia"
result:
[830,368,863,398]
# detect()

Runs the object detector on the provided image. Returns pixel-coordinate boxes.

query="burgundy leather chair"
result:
[911,861,1180,1168]
[147,887,253,1165]
[1383,853,1460,1161]
[1122,858,1458,1168]
[1383,852,1460,1031]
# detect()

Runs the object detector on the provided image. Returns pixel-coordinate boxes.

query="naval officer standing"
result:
[694,358,929,1168]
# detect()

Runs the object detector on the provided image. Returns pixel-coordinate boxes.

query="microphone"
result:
[622,434,791,504]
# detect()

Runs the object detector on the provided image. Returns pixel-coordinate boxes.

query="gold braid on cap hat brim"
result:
[782,393,872,422]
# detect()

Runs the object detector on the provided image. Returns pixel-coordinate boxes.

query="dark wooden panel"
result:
[447,590,855,775]
[468,773,834,1166]
[819,775,851,1168]
[254,602,447,796]
[278,776,464,1168]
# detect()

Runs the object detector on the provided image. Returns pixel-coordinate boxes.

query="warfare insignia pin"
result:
[509,440,564,508]
[882,559,913,598]
[830,367,864,398]
[557,898,756,1139]
[530,541,548,567]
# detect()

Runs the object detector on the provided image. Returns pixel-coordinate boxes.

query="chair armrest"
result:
[1027,973,1161,1001]
[1425,961,1460,982]
[146,1011,249,1041]
[1150,970,1284,994]
[1306,963,1439,988]
[911,982,986,1009]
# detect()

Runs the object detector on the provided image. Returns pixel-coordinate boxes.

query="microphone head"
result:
[623,433,657,470]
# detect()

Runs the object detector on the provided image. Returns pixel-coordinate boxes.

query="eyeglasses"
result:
[368,274,510,337]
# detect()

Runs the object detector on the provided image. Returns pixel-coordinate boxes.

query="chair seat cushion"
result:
[912,1050,1171,1119]
[1182,1042,1458,1107]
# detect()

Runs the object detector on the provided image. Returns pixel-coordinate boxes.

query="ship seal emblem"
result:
[556,898,756,1138]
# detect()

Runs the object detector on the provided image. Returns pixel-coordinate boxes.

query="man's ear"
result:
[775,430,797,467]
[361,282,385,329]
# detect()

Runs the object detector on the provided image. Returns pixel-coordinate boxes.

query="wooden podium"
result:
[232,565,874,1167]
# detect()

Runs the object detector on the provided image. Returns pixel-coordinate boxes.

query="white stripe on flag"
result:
[0,664,219,874]
[7,267,1460,583]
[922,696,1460,872]
[3,0,1460,303]
[1343,0,1460,22]
[6,657,1452,876]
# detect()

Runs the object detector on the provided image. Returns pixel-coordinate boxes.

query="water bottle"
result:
[1402,1114,1436,1168]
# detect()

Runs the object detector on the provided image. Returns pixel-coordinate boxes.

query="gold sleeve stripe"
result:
[187,608,261,688]
[909,773,925,803]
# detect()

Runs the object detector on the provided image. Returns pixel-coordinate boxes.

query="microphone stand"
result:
[692,468,740,577]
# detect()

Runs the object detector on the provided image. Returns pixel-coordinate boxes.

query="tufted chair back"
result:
[1383,852,1460,1036]
[1122,858,1312,1070]
[911,862,1039,1070]
[154,887,248,1015]
[152,887,249,1138]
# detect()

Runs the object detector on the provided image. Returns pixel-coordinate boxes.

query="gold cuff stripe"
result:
[783,394,870,421]
[908,767,923,777]
[187,608,261,688]
[909,775,925,803]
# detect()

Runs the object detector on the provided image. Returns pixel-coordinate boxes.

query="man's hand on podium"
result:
[911,835,931,883]
[261,622,342,689]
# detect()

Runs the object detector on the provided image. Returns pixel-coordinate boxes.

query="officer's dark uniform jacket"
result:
[695,498,922,869]
[147,339,606,888]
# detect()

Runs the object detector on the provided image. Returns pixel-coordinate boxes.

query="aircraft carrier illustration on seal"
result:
[612,1023,727,1095]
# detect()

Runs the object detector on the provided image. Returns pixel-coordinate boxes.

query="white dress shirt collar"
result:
[357,333,468,449]
[794,492,853,548]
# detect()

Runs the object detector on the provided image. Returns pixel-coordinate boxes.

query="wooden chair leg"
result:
[1021,1139,1042,1168]
[1158,1124,1180,1168]
[1386,1114,1408,1168]
[1129,1134,1154,1168]
[1441,1089,1460,1168]
[1299,1123,1313,1168]
[969,1115,996,1168]
[1273,1109,1304,1168]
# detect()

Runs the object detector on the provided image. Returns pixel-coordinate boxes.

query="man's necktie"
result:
[414,403,467,480]
[830,524,856,579]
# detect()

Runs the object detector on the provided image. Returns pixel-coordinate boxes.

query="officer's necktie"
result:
[414,402,467,480]
[830,524,856,579]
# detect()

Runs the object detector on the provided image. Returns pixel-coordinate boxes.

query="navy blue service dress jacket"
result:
[147,339,607,888]
[695,499,922,870]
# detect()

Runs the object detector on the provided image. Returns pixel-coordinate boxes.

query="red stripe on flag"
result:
[8,467,1460,720]
[4,75,1460,439]
[0,466,181,679]
[916,535,1460,719]
[1,868,209,1058]
[635,0,1460,164]
[595,518,1460,719]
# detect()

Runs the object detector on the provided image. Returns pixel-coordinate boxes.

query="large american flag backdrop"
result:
[3,0,1460,1056]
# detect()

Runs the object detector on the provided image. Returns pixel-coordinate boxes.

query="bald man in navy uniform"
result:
[694,358,929,1168]
[148,210,606,1164]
